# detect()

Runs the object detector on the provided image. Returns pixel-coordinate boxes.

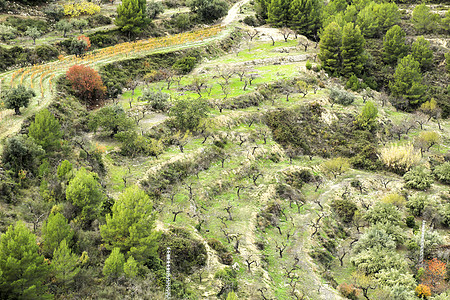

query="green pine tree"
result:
[28,109,63,151]
[289,0,322,39]
[411,36,433,71]
[318,22,342,76]
[100,185,159,264]
[375,2,399,35]
[103,248,125,280]
[356,2,378,38]
[255,0,271,20]
[115,0,147,39]
[66,168,104,229]
[52,239,80,290]
[382,25,409,65]
[389,55,427,109]
[123,256,139,279]
[41,212,74,258]
[354,101,378,131]
[0,221,52,299]
[412,3,439,34]
[267,0,291,27]
[341,22,366,77]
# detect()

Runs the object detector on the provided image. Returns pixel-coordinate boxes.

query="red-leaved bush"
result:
[66,65,106,104]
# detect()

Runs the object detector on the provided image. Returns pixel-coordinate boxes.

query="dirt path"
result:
[222,0,251,26]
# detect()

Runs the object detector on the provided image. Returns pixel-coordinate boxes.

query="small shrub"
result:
[66,65,106,104]
[64,1,101,17]
[171,13,192,32]
[415,284,431,299]
[207,238,233,265]
[87,14,112,27]
[345,74,360,91]
[320,157,350,179]
[243,15,258,27]
[407,193,427,217]
[172,56,197,74]
[379,143,421,175]
[338,283,359,300]
[329,88,355,106]
[158,227,207,275]
[283,167,313,189]
[305,60,312,70]
[404,166,434,190]
[434,162,450,184]
[141,89,170,112]
[406,216,416,228]
[331,198,358,223]
[381,193,406,207]
[35,45,59,62]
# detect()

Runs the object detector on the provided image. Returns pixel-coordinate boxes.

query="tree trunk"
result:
[14,106,21,115]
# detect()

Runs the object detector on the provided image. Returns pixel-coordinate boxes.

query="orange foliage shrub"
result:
[422,258,447,293]
[66,65,106,104]
[415,284,431,299]
[77,35,91,51]
[338,283,360,300]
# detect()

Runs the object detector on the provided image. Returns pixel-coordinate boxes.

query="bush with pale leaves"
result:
[379,143,421,174]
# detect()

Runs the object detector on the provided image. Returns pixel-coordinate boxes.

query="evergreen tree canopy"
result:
[411,36,433,71]
[383,25,409,65]
[2,84,36,115]
[28,109,63,151]
[103,248,125,280]
[41,212,73,258]
[268,0,291,27]
[66,168,104,228]
[355,101,378,131]
[188,0,229,23]
[1,134,44,175]
[100,185,159,264]
[115,0,147,38]
[52,239,80,290]
[412,3,439,34]
[255,0,271,20]
[319,22,342,75]
[289,0,322,39]
[0,221,52,299]
[389,55,427,109]
[340,22,366,77]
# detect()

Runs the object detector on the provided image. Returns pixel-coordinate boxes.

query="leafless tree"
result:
[246,29,259,41]
[217,68,235,85]
[414,111,428,130]
[232,233,242,253]
[218,81,230,100]
[279,79,295,101]
[224,204,233,220]
[245,255,257,272]
[280,27,293,42]
[217,216,228,228]
[310,212,325,237]
[221,227,232,243]
[172,209,184,222]
[252,173,263,186]
[236,185,246,200]
[190,77,206,98]
[258,129,270,144]
[297,36,310,51]
[276,241,288,258]
[127,76,141,108]
[122,165,132,188]
[337,246,348,267]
